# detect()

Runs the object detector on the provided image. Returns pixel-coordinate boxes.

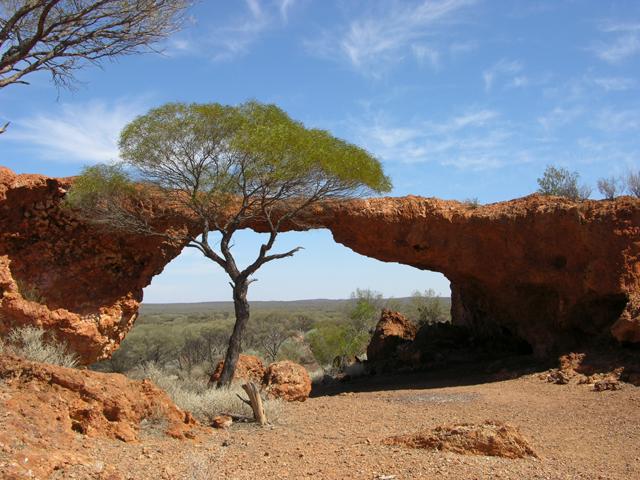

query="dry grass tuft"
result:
[1,325,79,368]
[139,362,283,424]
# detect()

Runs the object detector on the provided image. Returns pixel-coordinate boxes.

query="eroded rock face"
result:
[262,360,312,402]
[0,354,200,478]
[367,309,417,363]
[0,168,193,364]
[1,167,640,362]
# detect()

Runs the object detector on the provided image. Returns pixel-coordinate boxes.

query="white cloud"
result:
[5,100,145,164]
[170,0,301,61]
[593,108,640,133]
[307,0,477,75]
[482,59,523,92]
[593,21,640,63]
[349,108,516,170]
[591,76,636,91]
[278,0,297,22]
[537,106,584,132]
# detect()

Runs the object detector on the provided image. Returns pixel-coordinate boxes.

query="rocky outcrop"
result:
[1,167,640,362]
[367,310,417,362]
[0,354,200,478]
[384,421,537,458]
[262,360,312,402]
[208,354,265,385]
[0,167,193,364]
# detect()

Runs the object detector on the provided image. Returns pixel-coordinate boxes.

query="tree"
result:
[597,176,620,200]
[409,289,450,326]
[347,288,384,333]
[626,170,640,198]
[65,101,391,387]
[246,312,296,362]
[536,165,591,201]
[0,0,190,89]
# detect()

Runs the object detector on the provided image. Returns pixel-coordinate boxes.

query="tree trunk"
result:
[217,281,250,387]
[242,382,267,426]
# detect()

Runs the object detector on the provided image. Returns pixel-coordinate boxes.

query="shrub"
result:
[307,321,368,368]
[2,326,79,368]
[138,362,282,424]
[410,289,451,326]
[626,170,640,198]
[463,197,480,209]
[597,176,621,200]
[537,165,591,201]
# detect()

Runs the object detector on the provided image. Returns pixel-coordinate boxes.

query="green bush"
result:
[307,321,369,368]
[537,165,591,201]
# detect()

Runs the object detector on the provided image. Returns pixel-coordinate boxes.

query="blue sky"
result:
[2,0,639,302]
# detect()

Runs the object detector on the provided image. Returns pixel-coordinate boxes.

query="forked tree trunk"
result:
[217,281,250,387]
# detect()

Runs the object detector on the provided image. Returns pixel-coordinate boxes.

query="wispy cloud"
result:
[5,100,145,164]
[591,76,636,91]
[482,59,523,92]
[306,0,477,76]
[593,21,640,63]
[592,107,640,133]
[537,106,584,132]
[349,108,518,170]
[169,0,300,61]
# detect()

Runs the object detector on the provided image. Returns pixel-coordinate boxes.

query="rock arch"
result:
[1,167,639,363]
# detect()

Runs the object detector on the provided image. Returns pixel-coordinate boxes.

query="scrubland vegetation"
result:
[94,289,451,378]
[537,165,640,201]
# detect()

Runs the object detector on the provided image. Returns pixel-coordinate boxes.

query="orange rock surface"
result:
[0,353,200,478]
[2,167,640,361]
[367,309,417,362]
[208,354,265,385]
[262,360,312,402]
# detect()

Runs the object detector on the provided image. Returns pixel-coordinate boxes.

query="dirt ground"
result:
[14,365,637,480]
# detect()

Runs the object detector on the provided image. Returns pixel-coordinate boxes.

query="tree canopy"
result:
[66,100,391,386]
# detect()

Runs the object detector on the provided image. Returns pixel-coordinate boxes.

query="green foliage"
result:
[307,321,369,368]
[115,100,391,201]
[409,289,451,326]
[536,165,591,201]
[347,288,384,333]
[64,164,135,209]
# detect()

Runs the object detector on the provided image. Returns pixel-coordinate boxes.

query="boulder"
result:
[262,360,311,402]
[367,310,417,362]
[209,354,265,385]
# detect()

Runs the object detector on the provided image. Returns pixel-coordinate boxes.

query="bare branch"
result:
[0,0,191,89]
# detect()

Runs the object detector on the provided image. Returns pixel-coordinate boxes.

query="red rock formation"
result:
[0,167,193,364]
[262,360,312,402]
[0,353,200,478]
[384,421,537,458]
[208,354,265,385]
[367,309,417,362]
[1,167,639,361]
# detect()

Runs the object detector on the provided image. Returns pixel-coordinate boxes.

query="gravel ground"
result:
[33,367,640,480]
